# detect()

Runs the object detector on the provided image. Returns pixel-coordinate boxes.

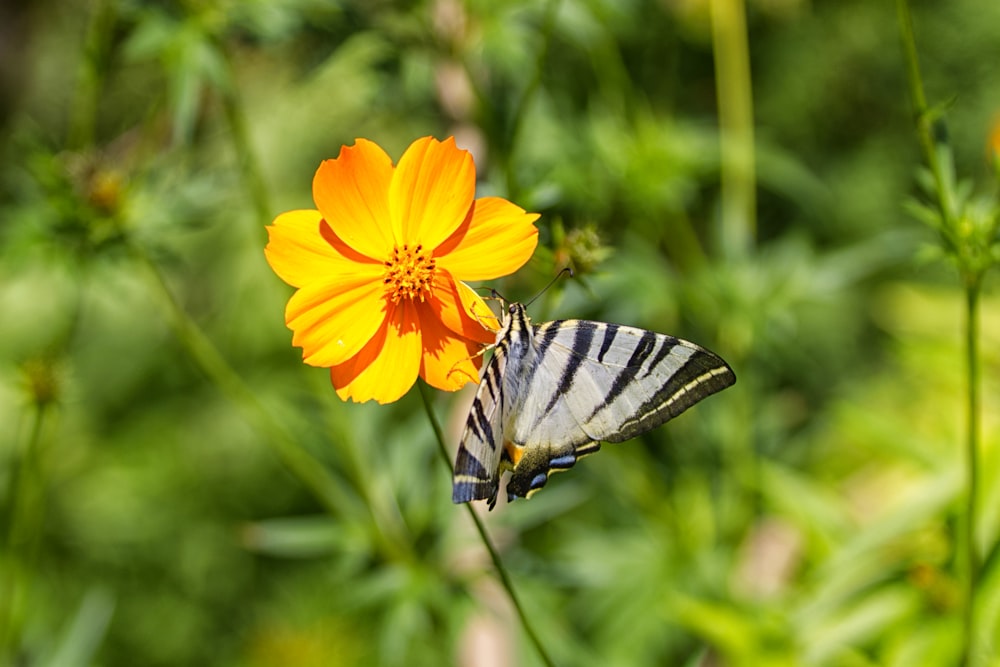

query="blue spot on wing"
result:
[548,454,577,469]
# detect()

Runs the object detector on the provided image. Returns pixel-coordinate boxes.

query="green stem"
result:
[709,0,757,541]
[896,3,981,662]
[134,243,423,565]
[895,0,956,226]
[214,37,272,228]
[322,405,416,561]
[417,383,557,667]
[68,0,116,150]
[1,402,48,663]
[131,244,354,519]
[500,0,561,200]
[962,279,981,666]
[710,0,756,258]
[661,210,707,275]
[980,530,1000,590]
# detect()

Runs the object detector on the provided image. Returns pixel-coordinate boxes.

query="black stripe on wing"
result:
[519,323,559,390]
[596,323,619,362]
[453,446,498,506]
[540,320,598,417]
[642,336,679,379]
[607,346,735,443]
[462,397,496,452]
[452,330,509,509]
[585,329,658,421]
[453,446,490,482]
[452,479,499,507]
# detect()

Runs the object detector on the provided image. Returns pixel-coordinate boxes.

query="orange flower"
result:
[265,137,539,404]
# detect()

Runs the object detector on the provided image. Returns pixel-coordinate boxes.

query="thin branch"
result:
[418,383,557,667]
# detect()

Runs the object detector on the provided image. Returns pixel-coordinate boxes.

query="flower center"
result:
[383,243,436,303]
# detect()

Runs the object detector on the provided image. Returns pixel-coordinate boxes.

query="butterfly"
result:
[452,301,736,510]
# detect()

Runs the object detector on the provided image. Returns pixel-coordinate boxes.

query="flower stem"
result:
[131,243,354,518]
[710,0,756,258]
[961,278,981,666]
[133,242,422,565]
[209,33,272,228]
[68,0,116,150]
[896,2,982,662]
[500,0,561,200]
[417,383,557,667]
[0,399,48,663]
[895,0,955,226]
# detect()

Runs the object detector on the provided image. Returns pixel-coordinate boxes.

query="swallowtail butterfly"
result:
[453,301,735,509]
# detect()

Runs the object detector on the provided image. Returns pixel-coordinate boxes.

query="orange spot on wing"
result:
[504,441,524,467]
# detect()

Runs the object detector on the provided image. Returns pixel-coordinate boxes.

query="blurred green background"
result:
[2,0,999,665]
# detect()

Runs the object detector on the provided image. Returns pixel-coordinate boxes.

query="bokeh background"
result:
[2,0,1000,665]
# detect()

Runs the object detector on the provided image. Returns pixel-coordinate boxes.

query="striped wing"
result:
[504,318,735,502]
[451,333,509,510]
[452,303,736,509]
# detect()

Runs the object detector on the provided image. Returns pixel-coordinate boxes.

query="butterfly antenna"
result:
[525,267,574,308]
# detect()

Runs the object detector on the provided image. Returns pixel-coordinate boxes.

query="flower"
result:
[265,136,539,404]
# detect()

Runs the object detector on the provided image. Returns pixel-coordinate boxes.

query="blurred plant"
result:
[988,116,1000,176]
[121,0,272,224]
[897,0,1000,664]
[551,220,613,276]
[1,359,58,663]
[5,0,1000,665]
[710,0,756,259]
[0,126,133,664]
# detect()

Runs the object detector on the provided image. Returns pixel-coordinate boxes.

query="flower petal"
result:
[434,197,539,280]
[313,139,396,260]
[330,300,422,404]
[417,300,484,392]
[389,136,475,250]
[285,271,387,367]
[265,210,378,288]
[429,269,498,344]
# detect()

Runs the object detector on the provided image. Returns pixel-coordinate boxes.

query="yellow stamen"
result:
[383,243,436,302]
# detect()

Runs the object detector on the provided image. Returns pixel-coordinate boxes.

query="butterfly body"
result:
[452,302,735,509]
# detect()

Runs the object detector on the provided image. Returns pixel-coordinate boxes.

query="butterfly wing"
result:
[451,342,507,510]
[505,318,736,500]
[452,302,538,510]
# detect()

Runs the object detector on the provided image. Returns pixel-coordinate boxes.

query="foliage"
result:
[1,0,999,665]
